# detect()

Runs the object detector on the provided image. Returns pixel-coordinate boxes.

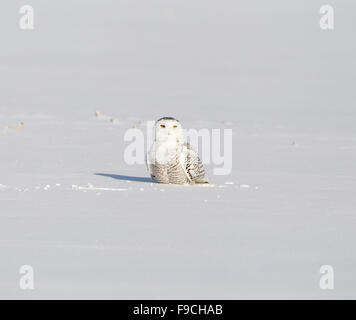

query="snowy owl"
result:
[147,117,209,185]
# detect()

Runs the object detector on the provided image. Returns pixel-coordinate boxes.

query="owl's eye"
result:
[173,125,177,128]
[160,124,165,128]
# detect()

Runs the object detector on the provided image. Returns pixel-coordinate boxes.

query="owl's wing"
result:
[182,143,209,184]
[146,160,155,180]
[146,146,156,180]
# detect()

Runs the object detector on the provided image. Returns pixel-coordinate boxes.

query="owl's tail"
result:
[193,174,209,184]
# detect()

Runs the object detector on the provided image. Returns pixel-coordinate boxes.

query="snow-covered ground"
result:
[1,0,356,299]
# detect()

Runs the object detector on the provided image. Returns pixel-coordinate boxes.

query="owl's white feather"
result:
[147,117,208,185]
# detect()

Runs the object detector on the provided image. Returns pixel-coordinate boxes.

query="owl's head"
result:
[154,117,183,144]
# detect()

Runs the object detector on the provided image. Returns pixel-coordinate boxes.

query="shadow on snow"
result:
[94,173,154,183]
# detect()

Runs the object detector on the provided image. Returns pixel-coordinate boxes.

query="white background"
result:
[0,0,355,298]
